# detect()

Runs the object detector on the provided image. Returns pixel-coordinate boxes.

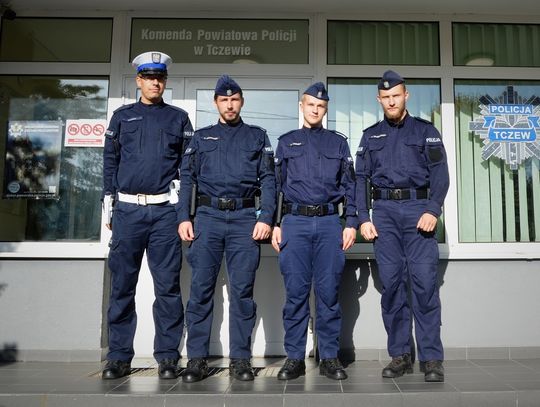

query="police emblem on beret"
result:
[152,53,161,63]
[383,81,390,89]
[226,89,232,96]
[317,91,322,98]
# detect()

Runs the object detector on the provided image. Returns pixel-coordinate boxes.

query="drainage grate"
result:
[92,366,272,378]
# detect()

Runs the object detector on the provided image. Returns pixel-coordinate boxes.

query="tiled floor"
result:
[0,357,539,407]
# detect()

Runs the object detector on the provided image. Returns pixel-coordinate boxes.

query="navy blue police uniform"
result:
[178,76,276,364]
[275,83,358,367]
[102,52,194,373]
[355,71,449,366]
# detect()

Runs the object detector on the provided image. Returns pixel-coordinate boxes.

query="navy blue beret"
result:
[378,70,404,90]
[214,75,242,97]
[303,82,329,101]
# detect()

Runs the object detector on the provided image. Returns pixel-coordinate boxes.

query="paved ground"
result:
[0,357,539,406]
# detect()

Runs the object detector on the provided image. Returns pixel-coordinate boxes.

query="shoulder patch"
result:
[363,120,382,132]
[413,116,433,125]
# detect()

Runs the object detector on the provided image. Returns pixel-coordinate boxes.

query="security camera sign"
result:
[65,119,108,147]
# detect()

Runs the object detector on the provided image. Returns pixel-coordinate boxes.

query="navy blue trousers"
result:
[107,201,183,363]
[372,199,443,361]
[278,213,345,360]
[186,206,260,359]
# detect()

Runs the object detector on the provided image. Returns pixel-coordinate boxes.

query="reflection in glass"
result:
[328,78,441,154]
[196,89,299,148]
[453,23,540,67]
[0,18,113,62]
[328,21,440,66]
[0,76,109,242]
[455,80,540,242]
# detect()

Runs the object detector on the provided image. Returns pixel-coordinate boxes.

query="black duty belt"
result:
[197,195,256,210]
[373,188,429,200]
[283,203,339,217]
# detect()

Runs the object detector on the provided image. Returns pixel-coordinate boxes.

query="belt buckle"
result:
[389,189,402,200]
[218,198,235,210]
[137,194,147,206]
[307,204,322,216]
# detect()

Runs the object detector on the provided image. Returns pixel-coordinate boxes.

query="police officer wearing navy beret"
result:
[102,51,194,380]
[272,82,358,381]
[355,70,449,382]
[178,75,276,382]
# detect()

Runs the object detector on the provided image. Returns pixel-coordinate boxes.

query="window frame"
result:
[324,14,540,259]
[0,11,539,259]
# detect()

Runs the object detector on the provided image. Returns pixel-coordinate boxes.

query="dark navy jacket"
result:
[275,126,358,228]
[103,100,193,199]
[178,119,276,225]
[355,113,449,224]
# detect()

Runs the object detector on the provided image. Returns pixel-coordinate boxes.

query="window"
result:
[328,78,441,153]
[195,89,299,148]
[0,76,109,242]
[328,78,445,242]
[327,21,439,65]
[0,18,113,62]
[453,23,540,67]
[454,80,540,242]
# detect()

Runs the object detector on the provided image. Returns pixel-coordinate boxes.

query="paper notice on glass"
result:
[3,120,63,199]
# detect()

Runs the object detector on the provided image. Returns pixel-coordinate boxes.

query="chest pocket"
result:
[282,144,306,181]
[161,128,181,158]
[403,136,427,168]
[320,150,342,182]
[119,119,142,155]
[239,140,263,177]
[367,136,387,168]
[198,138,220,174]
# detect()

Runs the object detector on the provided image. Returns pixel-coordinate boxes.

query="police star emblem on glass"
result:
[468,85,540,169]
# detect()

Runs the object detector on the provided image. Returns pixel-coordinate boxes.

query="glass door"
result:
[184,77,312,148]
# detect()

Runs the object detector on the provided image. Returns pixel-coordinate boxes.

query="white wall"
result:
[0,260,105,361]
[1,257,538,362]
[133,255,540,360]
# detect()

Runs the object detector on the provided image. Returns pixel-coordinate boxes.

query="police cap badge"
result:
[214,74,242,97]
[303,82,329,101]
[132,51,171,77]
[378,70,404,90]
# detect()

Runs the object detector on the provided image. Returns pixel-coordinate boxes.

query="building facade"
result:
[0,5,539,361]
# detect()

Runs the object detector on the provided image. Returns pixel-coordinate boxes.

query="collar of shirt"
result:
[384,111,410,128]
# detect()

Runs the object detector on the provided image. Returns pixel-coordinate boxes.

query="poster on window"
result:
[64,119,108,147]
[2,120,63,199]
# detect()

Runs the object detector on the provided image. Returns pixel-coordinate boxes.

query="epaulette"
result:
[113,103,135,114]
[278,129,298,140]
[328,129,348,139]
[166,104,189,115]
[247,124,267,133]
[413,116,433,125]
[194,124,214,133]
[363,120,382,132]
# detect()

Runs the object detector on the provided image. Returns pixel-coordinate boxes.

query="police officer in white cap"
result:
[102,51,194,380]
